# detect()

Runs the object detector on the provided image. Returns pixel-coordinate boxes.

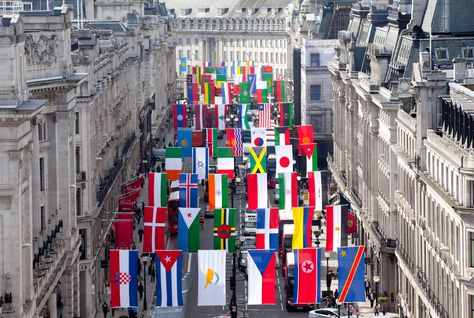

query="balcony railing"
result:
[96,158,123,207]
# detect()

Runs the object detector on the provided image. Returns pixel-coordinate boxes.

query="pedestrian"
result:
[137,258,142,276]
[102,301,109,318]
[365,279,371,297]
[369,290,376,308]
[355,307,360,318]
[348,305,353,317]
[374,303,380,316]
[333,289,339,300]
[200,214,204,229]
[141,201,145,213]
[138,227,144,243]
[138,282,144,300]
[382,308,386,315]
[150,266,155,282]
[131,242,136,250]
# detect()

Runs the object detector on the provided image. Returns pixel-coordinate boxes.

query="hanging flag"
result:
[222,82,233,104]
[296,125,314,149]
[294,248,321,304]
[213,208,237,252]
[308,171,323,211]
[337,246,366,303]
[347,211,357,234]
[178,207,201,252]
[179,57,187,74]
[233,73,242,95]
[226,128,243,156]
[155,250,183,307]
[122,175,144,194]
[118,189,141,212]
[292,207,313,249]
[215,104,227,130]
[216,147,234,178]
[110,250,138,308]
[208,174,229,210]
[178,173,199,208]
[248,74,257,94]
[300,143,318,176]
[204,128,218,157]
[194,104,208,130]
[204,81,215,105]
[232,60,240,76]
[262,72,273,95]
[258,103,272,128]
[165,147,182,180]
[274,79,285,103]
[177,128,193,158]
[275,145,293,174]
[256,208,279,250]
[238,104,250,129]
[240,82,251,104]
[192,130,204,147]
[326,205,343,252]
[192,147,209,181]
[192,66,201,84]
[247,173,268,209]
[275,126,291,146]
[198,250,227,306]
[114,216,133,248]
[247,250,276,305]
[278,172,298,211]
[216,67,227,88]
[187,82,199,105]
[143,206,166,253]
[173,104,187,130]
[251,128,267,147]
[249,146,267,173]
[279,102,293,128]
[256,81,268,103]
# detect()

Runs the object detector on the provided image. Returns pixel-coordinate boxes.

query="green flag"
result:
[213,208,237,252]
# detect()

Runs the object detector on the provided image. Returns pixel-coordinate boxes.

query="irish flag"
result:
[278,172,298,211]
[165,147,182,180]
[247,173,268,209]
[208,174,229,210]
[217,147,234,179]
[148,172,167,207]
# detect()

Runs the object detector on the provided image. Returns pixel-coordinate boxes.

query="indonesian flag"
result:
[222,82,233,104]
[247,173,268,209]
[173,104,187,130]
[216,147,234,179]
[208,174,229,210]
[296,125,314,154]
[118,189,140,212]
[294,248,321,304]
[110,250,138,308]
[194,104,208,130]
[148,172,167,207]
[300,143,318,176]
[326,205,342,252]
[307,171,323,211]
[275,145,293,174]
[247,250,276,305]
[165,147,182,180]
[251,128,267,147]
[278,172,298,211]
[215,104,227,131]
[122,175,144,194]
[256,208,279,250]
[143,206,166,253]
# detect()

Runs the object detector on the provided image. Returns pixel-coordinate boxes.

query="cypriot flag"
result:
[198,250,226,306]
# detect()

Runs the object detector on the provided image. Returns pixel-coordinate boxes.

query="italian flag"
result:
[208,174,229,210]
[165,147,182,180]
[274,79,285,103]
[326,205,342,252]
[308,171,323,211]
[178,207,201,252]
[300,143,318,176]
[278,172,298,211]
[147,172,168,207]
[217,147,234,179]
[247,173,268,209]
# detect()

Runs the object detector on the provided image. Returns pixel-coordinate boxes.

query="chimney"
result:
[453,57,466,83]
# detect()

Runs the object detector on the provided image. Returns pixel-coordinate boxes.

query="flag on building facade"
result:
[216,147,234,178]
[118,189,141,212]
[208,174,229,210]
[204,128,218,157]
[215,104,227,130]
[192,147,209,181]
[300,143,318,176]
[256,208,279,250]
[256,81,268,103]
[110,250,138,308]
[155,250,183,307]
[274,79,285,103]
[146,173,165,207]
[173,104,187,130]
[347,211,357,234]
[337,246,366,303]
[178,173,199,208]
[248,74,257,94]
[262,71,273,94]
[251,128,267,147]
[194,104,208,130]
[114,215,133,249]
[165,147,182,180]
[275,145,293,174]
[307,171,323,211]
[213,208,237,252]
[249,146,267,173]
[226,128,243,156]
[187,82,199,105]
[326,205,343,252]
[292,207,313,249]
[178,207,201,252]
[293,248,321,304]
[279,102,293,128]
[278,172,298,211]
[123,175,144,194]
[177,128,193,158]
[179,57,187,74]
[275,126,291,146]
[247,250,276,305]
[247,173,268,209]
[240,82,251,104]
[198,250,227,306]
[143,206,166,253]
[222,82,233,104]
[233,73,242,95]
[238,104,250,129]
[258,103,272,129]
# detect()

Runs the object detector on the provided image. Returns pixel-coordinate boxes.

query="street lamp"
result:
[373,275,380,305]
[141,254,149,311]
[229,253,237,318]
[325,252,332,295]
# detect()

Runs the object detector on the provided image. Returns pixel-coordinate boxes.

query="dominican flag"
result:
[247,250,276,305]
[165,147,182,180]
[177,128,193,158]
[275,145,293,174]
[275,127,291,146]
[192,147,209,181]
[187,82,198,105]
[178,173,199,208]
[337,246,366,303]
[110,250,138,308]
[173,104,187,130]
[258,104,272,129]
[178,207,201,252]
[300,143,318,176]
[326,205,346,252]
[308,171,323,211]
[226,128,243,156]
[278,103,293,128]
[208,174,229,210]
[256,208,279,250]
[213,208,237,252]
[204,128,218,157]
[251,128,267,147]
[155,250,183,307]
[278,172,298,211]
[247,173,268,209]
[248,74,257,94]
[294,248,321,304]
[292,207,313,249]
[194,104,208,130]
[216,147,234,179]
[238,104,250,129]
[222,82,233,104]
[143,206,166,253]
[215,104,227,130]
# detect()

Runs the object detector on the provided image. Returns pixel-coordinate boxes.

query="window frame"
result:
[310,84,322,101]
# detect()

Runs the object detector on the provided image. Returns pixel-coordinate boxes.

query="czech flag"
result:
[110,250,138,308]
[256,208,279,250]
[173,104,187,130]
[155,250,183,307]
[294,248,321,304]
[247,250,276,305]
[337,246,365,303]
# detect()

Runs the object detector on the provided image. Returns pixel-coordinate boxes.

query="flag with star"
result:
[192,147,209,181]
[300,143,318,176]
[178,208,201,252]
[337,246,366,303]
[155,250,183,307]
[278,102,293,128]
[326,205,348,252]
[213,208,237,252]
[179,57,187,74]
[240,82,251,104]
[293,248,321,304]
[238,104,250,129]
[177,128,193,158]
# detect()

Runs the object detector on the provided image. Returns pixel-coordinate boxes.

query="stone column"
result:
[48,292,58,318]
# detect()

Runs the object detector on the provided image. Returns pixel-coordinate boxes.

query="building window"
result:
[75,112,80,134]
[76,188,81,216]
[39,157,45,191]
[310,53,321,67]
[75,146,80,173]
[178,50,183,58]
[195,50,199,60]
[79,229,87,260]
[38,121,46,141]
[470,232,474,267]
[310,84,321,101]
[463,47,474,59]
[435,48,448,60]
[187,50,191,59]
[186,38,191,45]
[40,206,45,232]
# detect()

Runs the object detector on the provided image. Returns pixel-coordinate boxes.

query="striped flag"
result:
[148,172,167,207]
[226,128,243,156]
[278,103,293,128]
[275,127,291,146]
[194,104,208,130]
[278,172,298,211]
[208,174,229,210]
[275,145,293,174]
[215,104,227,130]
[204,81,215,105]
[248,74,257,94]
[238,104,250,129]
[222,82,233,104]
[337,246,366,303]
[256,208,279,250]
[274,79,285,103]
[308,171,323,211]
[110,250,138,308]
[249,146,267,173]
[300,143,318,176]
[258,104,272,128]
[178,173,199,208]
[173,104,187,130]
[178,207,201,252]
[213,208,237,252]
[143,206,166,253]
[292,207,313,249]
[216,147,234,179]
[165,147,182,180]
[192,147,209,181]
[204,128,218,157]
[187,82,198,105]
[247,173,268,209]
[155,250,183,307]
[326,205,343,252]
[256,81,268,103]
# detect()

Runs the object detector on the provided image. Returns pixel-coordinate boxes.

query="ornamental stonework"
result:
[24,34,58,66]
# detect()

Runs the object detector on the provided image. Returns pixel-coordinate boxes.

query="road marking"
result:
[187,253,192,273]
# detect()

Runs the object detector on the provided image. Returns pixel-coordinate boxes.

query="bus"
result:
[280,223,294,274]
[167,190,179,235]
[284,253,315,311]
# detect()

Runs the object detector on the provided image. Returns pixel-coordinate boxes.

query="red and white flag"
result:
[258,104,272,128]
[275,145,293,174]
[123,175,144,194]
[326,205,342,252]
[118,190,140,212]
[307,171,323,211]
[143,206,166,253]
[247,173,268,209]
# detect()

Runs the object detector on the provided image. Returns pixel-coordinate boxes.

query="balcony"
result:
[96,158,123,207]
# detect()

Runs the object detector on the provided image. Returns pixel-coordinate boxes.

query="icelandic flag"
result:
[247,250,276,305]
[294,248,321,304]
[256,208,279,250]
[192,147,209,181]
[173,104,187,130]
[292,207,313,249]
[337,246,366,303]
[248,74,257,94]
[177,128,193,158]
[110,250,138,308]
[155,250,183,307]
[179,173,199,207]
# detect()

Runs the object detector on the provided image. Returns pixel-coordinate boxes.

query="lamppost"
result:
[373,275,380,306]
[229,252,237,318]
[313,229,320,248]
[141,254,149,311]
[325,251,332,295]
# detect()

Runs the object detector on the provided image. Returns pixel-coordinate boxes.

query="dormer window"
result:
[218,8,229,16]
[180,8,192,16]
[198,8,210,13]
[435,48,448,61]
[236,7,246,13]
[462,47,474,59]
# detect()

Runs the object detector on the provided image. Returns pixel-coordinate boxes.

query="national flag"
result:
[238,104,250,129]
[292,207,313,249]
[249,146,267,173]
[262,72,273,94]
[274,79,285,103]
[307,171,323,211]
[178,207,201,252]
[187,82,199,105]
[165,147,182,180]
[204,128,218,157]
[300,143,318,176]
[155,250,183,307]
[256,208,279,250]
[247,173,268,209]
[216,67,227,83]
[177,128,193,158]
[278,102,293,128]
[248,74,257,94]
[143,206,166,253]
[192,66,201,84]
[198,250,227,306]
[251,128,267,147]
[194,104,208,130]
[118,189,140,212]
[213,208,237,252]
[114,215,133,248]
[347,211,357,234]
[278,172,298,211]
[296,125,314,149]
[231,60,240,76]
[275,127,291,146]
[173,104,187,130]
[221,82,233,104]
[216,147,234,178]
[110,250,138,308]
[293,248,321,304]
[122,175,144,194]
[204,81,215,105]
[247,250,276,305]
[337,246,366,303]
[233,74,242,95]
[256,81,268,103]
[258,103,272,128]
[238,66,247,82]
[192,147,209,181]
[201,74,213,94]
[226,128,243,156]
[192,130,204,147]
[208,174,229,210]
[215,104,227,130]
[240,82,251,104]
[326,205,343,252]
[178,173,199,208]
[261,65,273,75]
[275,145,293,174]
[179,57,187,74]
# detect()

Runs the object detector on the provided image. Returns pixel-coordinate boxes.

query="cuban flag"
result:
[110,250,138,308]
[247,250,276,305]
[155,250,183,307]
[256,208,279,251]
[192,147,209,181]
[173,104,187,130]
[294,248,321,304]
[179,173,198,207]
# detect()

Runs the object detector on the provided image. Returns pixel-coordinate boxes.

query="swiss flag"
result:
[294,248,321,304]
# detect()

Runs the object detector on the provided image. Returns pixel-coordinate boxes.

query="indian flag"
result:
[208,174,229,210]
[165,147,182,180]
[216,147,234,179]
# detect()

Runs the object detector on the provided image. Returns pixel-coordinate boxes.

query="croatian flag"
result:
[155,250,183,307]
[110,250,138,308]
[247,250,276,305]
[294,248,321,304]
[256,208,279,251]
[179,173,199,207]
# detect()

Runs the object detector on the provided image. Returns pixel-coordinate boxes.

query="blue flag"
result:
[180,57,187,74]
[177,128,192,158]
[248,74,257,94]
[337,246,366,303]
[178,173,199,208]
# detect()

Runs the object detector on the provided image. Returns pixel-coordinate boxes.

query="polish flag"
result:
[247,173,268,209]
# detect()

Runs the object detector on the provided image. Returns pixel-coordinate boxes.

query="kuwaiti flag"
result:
[247,250,276,305]
[165,147,182,180]
[204,128,218,157]
[294,248,321,304]
[247,173,268,209]
[192,147,209,181]
[198,250,226,306]
[148,172,167,207]
[222,82,233,104]
[173,104,187,130]
[215,104,227,130]
[226,128,243,156]
[110,250,138,308]
[275,126,291,146]
[300,143,318,176]
[216,147,234,179]
[326,205,343,252]
[292,207,313,249]
[194,104,208,130]
[251,128,267,147]
[256,208,279,250]
[213,208,237,252]
[208,174,229,210]
[178,173,199,208]
[275,145,293,174]
[143,206,166,253]
[178,207,201,252]
[155,250,183,307]
[337,246,366,303]
[308,171,323,211]
[278,172,298,211]
[177,128,193,158]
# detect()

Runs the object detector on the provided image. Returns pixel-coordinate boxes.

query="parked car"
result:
[204,209,214,218]
[308,308,348,318]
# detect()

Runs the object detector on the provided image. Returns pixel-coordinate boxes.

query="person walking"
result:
[150,265,155,282]
[199,214,205,229]
[333,289,339,300]
[138,227,144,243]
[374,303,380,316]
[369,290,376,308]
[364,279,371,297]
[102,301,109,318]
[355,307,360,318]
[137,282,144,300]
